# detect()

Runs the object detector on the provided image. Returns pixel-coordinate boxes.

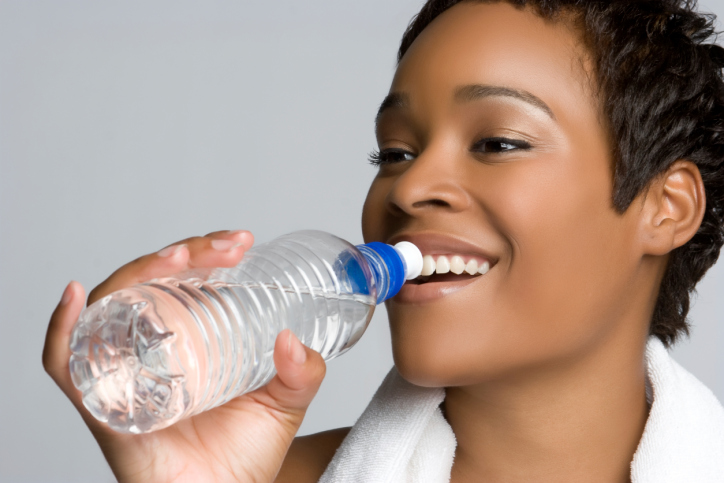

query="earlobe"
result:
[641,161,706,256]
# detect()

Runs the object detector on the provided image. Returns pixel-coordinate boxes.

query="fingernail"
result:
[158,244,186,257]
[211,239,243,251]
[288,331,307,365]
[60,282,74,306]
[229,230,252,248]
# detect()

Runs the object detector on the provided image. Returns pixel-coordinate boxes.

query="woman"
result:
[43,0,724,481]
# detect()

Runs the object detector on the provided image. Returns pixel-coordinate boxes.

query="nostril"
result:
[387,202,407,217]
[412,199,450,209]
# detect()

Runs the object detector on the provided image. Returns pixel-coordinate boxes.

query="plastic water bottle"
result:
[68,230,423,434]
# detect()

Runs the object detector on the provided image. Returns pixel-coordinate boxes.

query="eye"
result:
[471,137,531,154]
[368,148,416,166]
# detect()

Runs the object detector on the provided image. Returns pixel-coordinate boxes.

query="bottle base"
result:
[69,290,188,433]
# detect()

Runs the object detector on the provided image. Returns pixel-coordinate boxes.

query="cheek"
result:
[488,151,631,346]
[361,177,389,243]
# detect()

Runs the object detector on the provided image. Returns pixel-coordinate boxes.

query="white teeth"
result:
[421,255,436,276]
[436,256,451,274]
[415,254,491,278]
[478,261,490,275]
[450,256,465,274]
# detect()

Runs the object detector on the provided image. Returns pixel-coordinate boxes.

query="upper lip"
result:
[386,232,498,265]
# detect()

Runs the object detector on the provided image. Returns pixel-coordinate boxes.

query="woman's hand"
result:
[43,230,327,483]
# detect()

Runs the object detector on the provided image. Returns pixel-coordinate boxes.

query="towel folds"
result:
[319,337,724,482]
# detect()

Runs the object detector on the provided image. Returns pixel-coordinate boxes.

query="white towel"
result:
[630,337,724,482]
[318,369,455,483]
[319,336,724,482]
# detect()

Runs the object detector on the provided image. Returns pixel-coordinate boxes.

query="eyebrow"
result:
[455,84,555,119]
[375,92,409,123]
[375,84,555,122]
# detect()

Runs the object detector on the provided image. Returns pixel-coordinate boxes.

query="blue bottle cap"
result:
[363,241,406,302]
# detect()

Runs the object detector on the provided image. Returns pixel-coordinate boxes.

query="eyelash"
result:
[368,148,414,166]
[368,137,531,167]
[471,136,532,154]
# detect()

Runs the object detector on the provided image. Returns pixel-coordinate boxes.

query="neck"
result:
[445,330,650,483]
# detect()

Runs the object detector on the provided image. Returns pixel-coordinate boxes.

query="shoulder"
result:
[274,427,352,483]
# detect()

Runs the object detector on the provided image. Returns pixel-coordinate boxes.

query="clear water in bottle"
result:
[69,230,422,434]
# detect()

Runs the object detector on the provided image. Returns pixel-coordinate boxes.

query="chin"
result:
[390,330,481,388]
[393,354,452,388]
[388,315,565,389]
[387,303,512,388]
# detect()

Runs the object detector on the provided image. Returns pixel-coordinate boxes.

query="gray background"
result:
[1,1,722,481]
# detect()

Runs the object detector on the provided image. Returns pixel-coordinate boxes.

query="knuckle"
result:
[87,286,102,305]
[261,400,301,429]
[88,284,112,306]
[41,352,55,376]
[126,254,149,269]
[117,253,155,276]
[180,236,206,250]
[311,366,326,388]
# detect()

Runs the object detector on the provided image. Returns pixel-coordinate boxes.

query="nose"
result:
[385,146,471,217]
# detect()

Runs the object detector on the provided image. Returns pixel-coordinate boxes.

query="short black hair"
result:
[398,0,724,347]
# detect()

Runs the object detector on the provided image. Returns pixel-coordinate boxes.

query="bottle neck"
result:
[356,242,406,304]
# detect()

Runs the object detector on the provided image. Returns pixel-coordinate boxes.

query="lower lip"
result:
[392,276,482,304]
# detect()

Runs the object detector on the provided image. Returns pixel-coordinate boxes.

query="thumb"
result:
[263,329,326,414]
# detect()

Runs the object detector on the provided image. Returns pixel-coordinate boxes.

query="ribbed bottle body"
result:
[69,231,377,434]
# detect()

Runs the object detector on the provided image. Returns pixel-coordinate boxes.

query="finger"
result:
[260,330,326,415]
[183,235,248,269]
[88,244,191,305]
[130,230,253,274]
[204,229,255,249]
[88,230,254,305]
[43,281,87,405]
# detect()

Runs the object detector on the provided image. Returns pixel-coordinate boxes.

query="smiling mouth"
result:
[394,252,492,303]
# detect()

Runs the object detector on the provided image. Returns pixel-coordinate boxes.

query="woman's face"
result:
[362,2,648,387]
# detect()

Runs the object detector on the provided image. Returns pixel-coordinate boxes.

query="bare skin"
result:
[43,2,706,482]
[276,428,350,482]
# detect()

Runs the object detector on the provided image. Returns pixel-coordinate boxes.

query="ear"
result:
[640,161,706,256]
